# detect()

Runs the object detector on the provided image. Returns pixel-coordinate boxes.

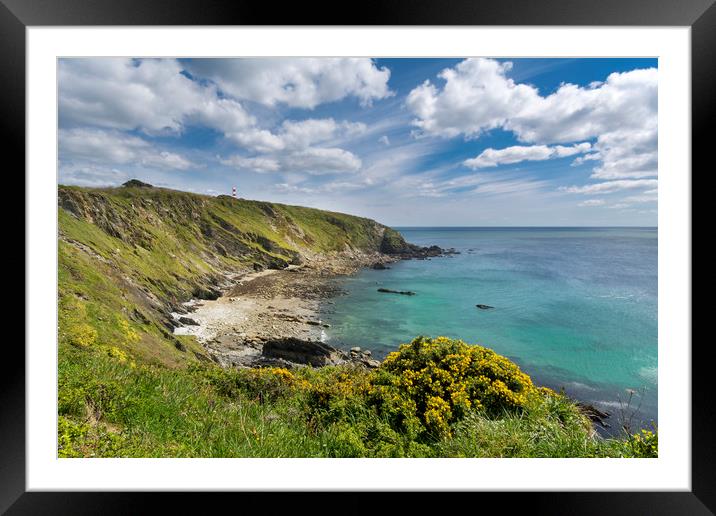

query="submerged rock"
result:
[378,288,416,296]
[371,262,390,270]
[476,304,494,310]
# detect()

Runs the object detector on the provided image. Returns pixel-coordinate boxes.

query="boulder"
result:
[179,316,199,326]
[261,337,344,367]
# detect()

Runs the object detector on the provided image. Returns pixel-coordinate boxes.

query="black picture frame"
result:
[4,0,710,513]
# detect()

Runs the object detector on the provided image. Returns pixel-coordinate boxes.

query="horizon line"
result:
[391,225,658,229]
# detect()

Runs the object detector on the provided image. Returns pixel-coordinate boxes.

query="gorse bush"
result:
[369,336,539,439]
[58,334,658,458]
[626,427,658,458]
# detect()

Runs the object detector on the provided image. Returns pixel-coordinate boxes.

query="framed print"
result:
[5,0,712,512]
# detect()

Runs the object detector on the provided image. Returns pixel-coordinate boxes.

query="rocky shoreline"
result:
[164,243,614,432]
[169,246,446,370]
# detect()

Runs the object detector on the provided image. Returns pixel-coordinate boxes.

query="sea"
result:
[320,227,658,434]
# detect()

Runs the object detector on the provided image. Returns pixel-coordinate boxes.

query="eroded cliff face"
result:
[57,182,422,367]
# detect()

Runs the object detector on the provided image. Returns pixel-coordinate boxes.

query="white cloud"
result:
[379,135,390,146]
[59,128,193,170]
[219,155,280,173]
[622,189,658,204]
[59,164,130,187]
[186,58,393,109]
[553,143,593,157]
[283,148,361,175]
[227,118,367,154]
[222,118,366,175]
[560,179,658,195]
[406,59,537,138]
[407,58,658,186]
[227,128,286,153]
[464,142,591,169]
[588,127,658,179]
[578,199,606,207]
[59,58,254,135]
[221,146,361,176]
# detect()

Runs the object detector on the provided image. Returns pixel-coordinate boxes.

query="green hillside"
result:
[58,183,412,367]
[57,183,657,458]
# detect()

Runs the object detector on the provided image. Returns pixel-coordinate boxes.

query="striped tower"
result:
[232,186,236,198]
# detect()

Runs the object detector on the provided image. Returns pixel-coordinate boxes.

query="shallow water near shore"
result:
[322,227,658,434]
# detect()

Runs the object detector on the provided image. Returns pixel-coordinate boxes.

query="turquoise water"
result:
[321,227,657,433]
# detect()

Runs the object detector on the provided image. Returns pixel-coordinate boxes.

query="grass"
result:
[57,184,658,458]
[58,339,655,458]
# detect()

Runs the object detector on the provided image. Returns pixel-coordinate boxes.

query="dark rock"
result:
[130,308,150,324]
[262,337,343,367]
[179,316,199,326]
[192,350,211,362]
[378,288,416,296]
[193,287,221,300]
[122,179,154,188]
[171,303,188,315]
[159,317,179,331]
[576,402,611,428]
[371,262,390,270]
[253,262,264,271]
[174,340,187,352]
[476,304,494,310]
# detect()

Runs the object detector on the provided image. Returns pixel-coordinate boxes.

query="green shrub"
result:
[195,364,306,403]
[66,323,98,348]
[625,427,658,457]
[369,336,539,439]
[57,416,91,458]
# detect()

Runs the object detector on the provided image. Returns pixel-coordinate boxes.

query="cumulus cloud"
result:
[284,147,361,174]
[465,142,591,169]
[185,58,393,109]
[219,155,280,173]
[226,118,366,153]
[59,128,193,170]
[222,118,366,174]
[407,58,658,189]
[59,58,253,135]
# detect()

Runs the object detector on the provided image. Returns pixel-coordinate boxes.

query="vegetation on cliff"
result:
[59,335,656,458]
[59,183,417,367]
[57,183,657,458]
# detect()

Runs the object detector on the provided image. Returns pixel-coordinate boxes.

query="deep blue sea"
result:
[321,227,657,433]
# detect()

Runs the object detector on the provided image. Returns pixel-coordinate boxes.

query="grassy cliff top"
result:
[58,182,413,368]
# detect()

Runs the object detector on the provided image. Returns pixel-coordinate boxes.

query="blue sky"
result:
[58,57,657,226]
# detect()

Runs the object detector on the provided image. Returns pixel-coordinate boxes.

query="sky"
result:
[58,57,658,226]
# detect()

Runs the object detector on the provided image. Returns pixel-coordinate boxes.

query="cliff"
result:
[58,182,428,366]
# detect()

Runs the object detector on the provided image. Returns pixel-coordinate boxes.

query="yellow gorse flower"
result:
[369,336,537,439]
